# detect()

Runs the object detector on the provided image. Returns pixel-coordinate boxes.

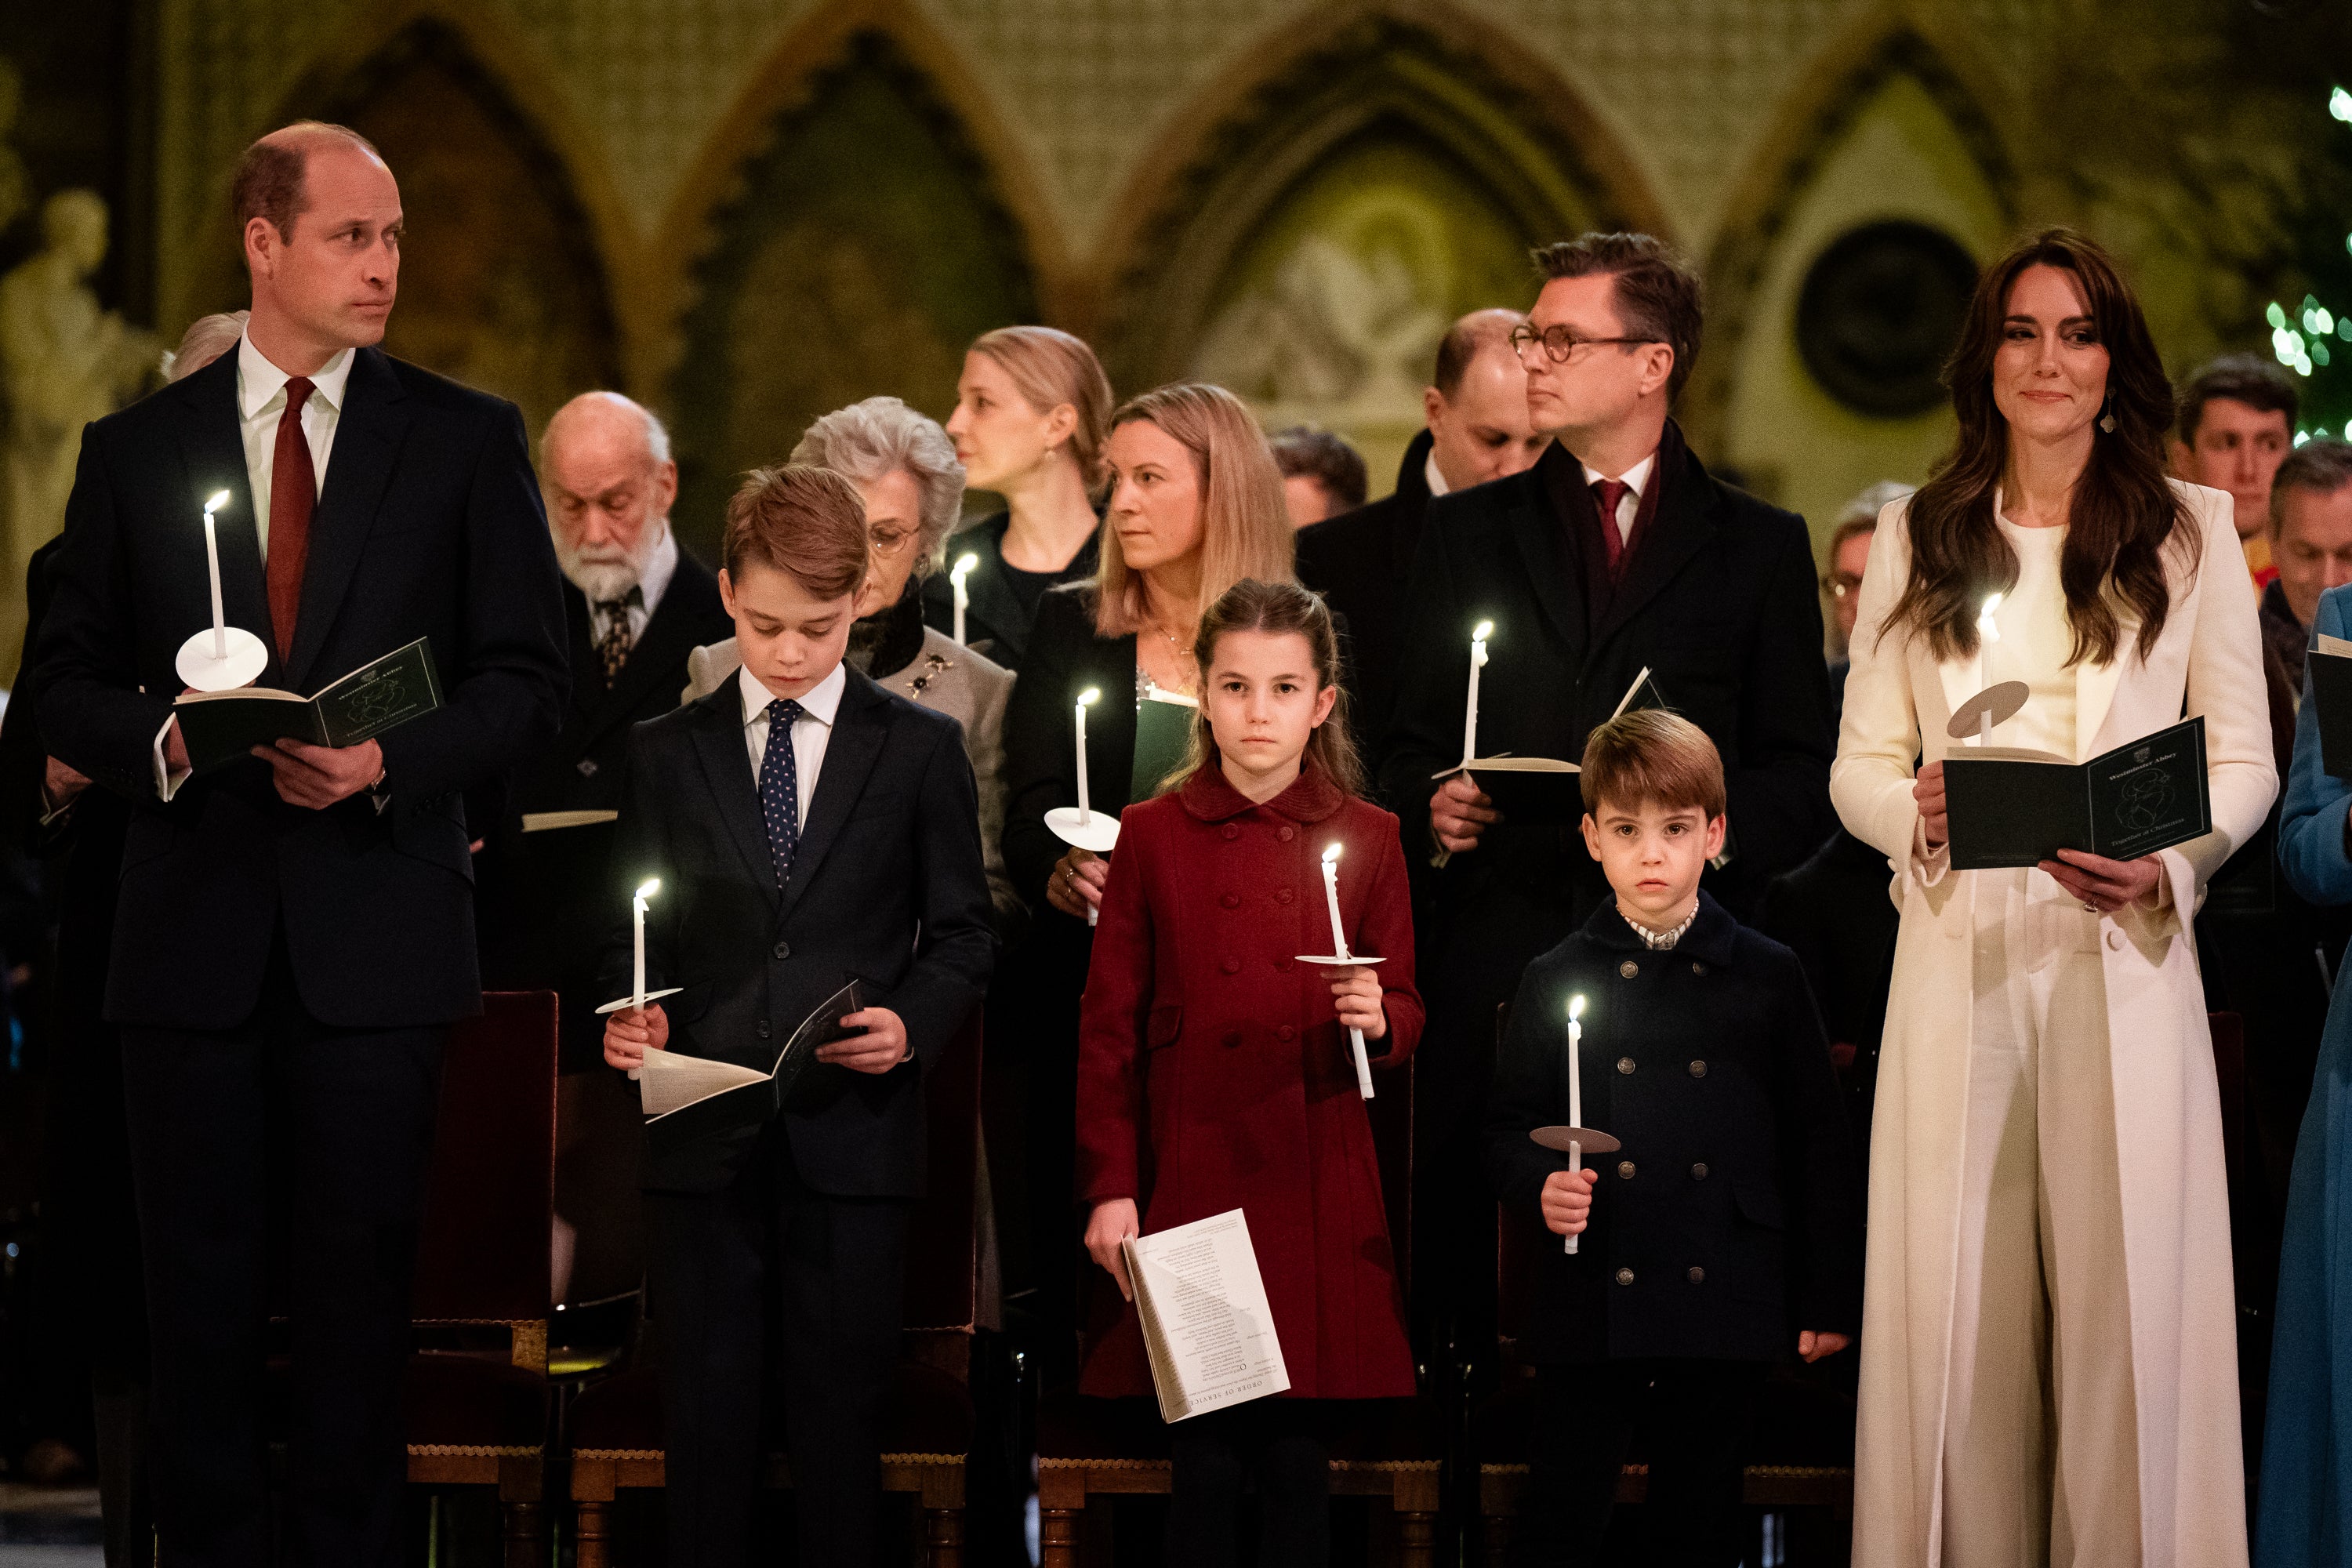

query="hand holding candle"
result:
[1321,843,1375,1100]
[950,553,978,645]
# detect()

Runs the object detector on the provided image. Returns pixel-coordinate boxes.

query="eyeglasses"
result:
[1508,323,1664,364]
[868,524,919,558]
[1820,571,1863,599]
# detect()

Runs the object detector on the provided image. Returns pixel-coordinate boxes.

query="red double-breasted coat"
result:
[1073,764,1423,1400]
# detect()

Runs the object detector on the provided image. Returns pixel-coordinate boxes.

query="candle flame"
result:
[1472,619,1494,642]
[1569,994,1585,1020]
[1976,593,2002,644]
[1077,688,1100,707]
[952,553,979,579]
[634,877,661,900]
[1323,843,1341,864]
[203,489,231,515]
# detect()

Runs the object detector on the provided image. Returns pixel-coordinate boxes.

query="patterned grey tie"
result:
[758,699,804,879]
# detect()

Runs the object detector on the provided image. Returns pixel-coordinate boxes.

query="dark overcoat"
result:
[1483,892,1862,1364]
[1295,429,1435,764]
[1075,764,1423,1400]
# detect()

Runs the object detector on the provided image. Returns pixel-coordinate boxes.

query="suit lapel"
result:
[169,353,283,682]
[1591,430,1720,652]
[2074,645,2130,760]
[779,670,892,922]
[686,687,780,899]
[288,347,412,689]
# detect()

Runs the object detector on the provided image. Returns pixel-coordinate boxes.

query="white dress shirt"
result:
[589,524,678,649]
[1424,449,1451,499]
[1580,451,1657,545]
[739,659,845,825]
[237,333,353,560]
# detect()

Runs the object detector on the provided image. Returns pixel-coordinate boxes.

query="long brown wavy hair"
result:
[1881,227,2194,666]
[1160,578,1363,798]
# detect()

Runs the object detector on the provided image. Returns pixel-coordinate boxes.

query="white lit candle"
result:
[951,553,978,645]
[1975,594,2002,744]
[629,877,660,1080]
[1323,844,1374,1100]
[1462,620,1492,767]
[202,489,231,658]
[1566,993,1586,1254]
[1074,688,1099,822]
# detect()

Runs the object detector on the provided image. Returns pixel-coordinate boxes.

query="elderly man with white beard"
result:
[474,390,734,1305]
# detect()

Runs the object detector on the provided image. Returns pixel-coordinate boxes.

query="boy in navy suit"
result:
[602,464,995,1566]
[1484,710,1860,1566]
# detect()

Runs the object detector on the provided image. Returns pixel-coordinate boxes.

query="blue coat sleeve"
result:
[2279,586,2352,905]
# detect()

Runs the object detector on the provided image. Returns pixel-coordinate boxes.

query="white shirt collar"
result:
[1579,450,1657,497]
[637,523,679,615]
[1423,448,1451,498]
[739,659,847,729]
[237,332,355,419]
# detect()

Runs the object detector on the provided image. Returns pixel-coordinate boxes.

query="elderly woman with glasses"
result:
[685,396,1023,935]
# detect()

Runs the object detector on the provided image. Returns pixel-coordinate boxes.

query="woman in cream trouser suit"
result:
[1833,230,2274,1566]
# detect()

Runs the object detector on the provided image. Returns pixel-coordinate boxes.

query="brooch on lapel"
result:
[906,652,953,695]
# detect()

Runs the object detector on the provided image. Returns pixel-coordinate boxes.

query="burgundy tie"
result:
[1592,478,1632,574]
[266,377,317,663]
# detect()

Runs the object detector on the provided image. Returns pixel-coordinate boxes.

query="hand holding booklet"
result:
[1941,715,2212,871]
[638,979,865,1191]
[1121,1208,1290,1422]
[172,637,442,773]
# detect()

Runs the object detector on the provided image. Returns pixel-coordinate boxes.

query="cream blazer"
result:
[1831,480,2274,1567]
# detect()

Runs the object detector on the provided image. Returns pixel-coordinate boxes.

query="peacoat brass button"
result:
[1618,960,1639,978]
[1222,1029,1243,1048]
[1279,826,1295,842]
[1617,1160,1635,1179]
[1692,961,1706,976]
[575,757,599,778]
[1691,1163,1708,1180]
[1617,1056,1636,1074]
[772,940,791,960]
[1220,956,1240,975]
[1614,1268,1635,1287]
[1687,1266,1705,1285]
[1277,1025,1296,1041]
[1689,1060,1708,1079]
[1220,892,1240,909]
[1221,825,1240,841]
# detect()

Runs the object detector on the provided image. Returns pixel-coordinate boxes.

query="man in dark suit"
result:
[474,391,731,1303]
[32,122,568,1566]
[1296,307,1548,759]
[601,465,994,1568]
[1379,232,1835,1367]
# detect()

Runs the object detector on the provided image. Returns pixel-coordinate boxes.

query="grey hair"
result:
[1835,478,1915,532]
[789,396,967,574]
[2271,439,2352,537]
[550,390,670,466]
[163,309,249,383]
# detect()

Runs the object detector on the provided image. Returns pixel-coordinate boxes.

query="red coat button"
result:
[1220,892,1240,909]
[1279,826,1295,842]
[1221,957,1240,975]
[1277,1025,1296,1041]
[1276,888,1294,905]
[1221,825,1240,840]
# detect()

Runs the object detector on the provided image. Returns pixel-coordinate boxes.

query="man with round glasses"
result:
[1377,230,1838,1382]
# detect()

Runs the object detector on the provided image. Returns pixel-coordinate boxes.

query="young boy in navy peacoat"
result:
[1483,710,1862,1566]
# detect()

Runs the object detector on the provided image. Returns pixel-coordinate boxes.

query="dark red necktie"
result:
[1592,478,1632,574]
[266,376,317,662]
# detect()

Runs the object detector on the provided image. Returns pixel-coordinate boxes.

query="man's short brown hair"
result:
[1579,709,1726,820]
[1532,233,1704,401]
[2177,353,2297,447]
[720,465,870,601]
[230,122,382,243]
[2271,439,2352,537]
[1268,426,1367,511]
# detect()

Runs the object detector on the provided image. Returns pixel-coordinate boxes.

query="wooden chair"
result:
[1035,1059,1442,1566]
[405,989,561,1566]
[567,1011,986,1566]
[1475,1003,1854,1562]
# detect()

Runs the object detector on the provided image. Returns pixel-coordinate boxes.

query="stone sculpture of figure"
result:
[0,190,157,679]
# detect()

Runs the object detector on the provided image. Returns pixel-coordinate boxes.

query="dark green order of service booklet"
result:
[173,637,444,773]
[1941,716,2211,872]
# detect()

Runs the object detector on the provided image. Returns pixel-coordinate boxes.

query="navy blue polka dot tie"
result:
[758,699,804,880]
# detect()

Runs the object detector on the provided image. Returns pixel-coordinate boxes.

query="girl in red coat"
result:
[1076,577,1423,1566]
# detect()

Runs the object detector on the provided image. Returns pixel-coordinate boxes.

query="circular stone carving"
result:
[1796,220,1979,417]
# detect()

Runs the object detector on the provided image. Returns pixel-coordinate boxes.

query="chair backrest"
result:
[413,990,558,1325]
[902,1010,984,1338]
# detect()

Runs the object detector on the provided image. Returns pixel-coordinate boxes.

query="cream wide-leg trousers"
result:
[1940,866,2140,1568]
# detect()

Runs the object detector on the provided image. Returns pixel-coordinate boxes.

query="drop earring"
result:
[2098,394,2118,434]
